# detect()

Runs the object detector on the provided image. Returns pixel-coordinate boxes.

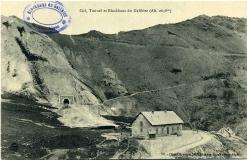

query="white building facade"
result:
[131,111,184,139]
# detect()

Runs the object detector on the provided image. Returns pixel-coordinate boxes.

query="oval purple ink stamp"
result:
[23,1,71,33]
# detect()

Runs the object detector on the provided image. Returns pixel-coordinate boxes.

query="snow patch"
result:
[56,105,116,128]
[217,127,235,138]
[101,133,121,141]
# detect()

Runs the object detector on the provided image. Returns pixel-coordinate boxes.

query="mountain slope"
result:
[49,15,247,137]
[1,16,94,102]
[1,15,247,139]
[1,15,114,127]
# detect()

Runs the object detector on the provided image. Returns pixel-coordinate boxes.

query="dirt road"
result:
[145,131,212,159]
[166,131,212,154]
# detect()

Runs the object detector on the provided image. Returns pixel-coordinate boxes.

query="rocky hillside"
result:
[1,16,100,105]
[1,15,247,138]
[1,15,115,127]
[51,15,247,137]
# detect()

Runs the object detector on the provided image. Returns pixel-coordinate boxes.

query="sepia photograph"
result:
[1,0,247,159]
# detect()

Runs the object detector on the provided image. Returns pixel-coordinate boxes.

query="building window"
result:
[172,126,175,133]
[167,127,169,134]
[140,121,143,132]
[156,128,158,134]
[162,128,164,134]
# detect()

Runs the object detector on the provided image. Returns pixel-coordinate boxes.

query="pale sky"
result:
[1,1,247,35]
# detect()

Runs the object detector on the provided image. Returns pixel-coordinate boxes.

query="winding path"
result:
[148,131,212,159]
[166,132,212,154]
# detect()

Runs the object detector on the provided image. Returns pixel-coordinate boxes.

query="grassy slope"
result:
[2,15,247,159]
[1,95,121,159]
[49,15,247,136]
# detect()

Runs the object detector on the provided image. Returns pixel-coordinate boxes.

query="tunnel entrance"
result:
[63,98,70,105]
[59,95,74,105]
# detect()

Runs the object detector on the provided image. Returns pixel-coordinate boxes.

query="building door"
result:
[149,134,156,139]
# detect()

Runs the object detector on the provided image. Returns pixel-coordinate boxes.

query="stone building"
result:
[131,111,184,139]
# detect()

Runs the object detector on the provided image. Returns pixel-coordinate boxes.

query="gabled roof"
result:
[139,111,184,126]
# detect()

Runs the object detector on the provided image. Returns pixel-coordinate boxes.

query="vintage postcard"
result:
[1,0,247,159]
